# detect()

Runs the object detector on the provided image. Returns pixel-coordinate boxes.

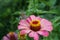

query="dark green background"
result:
[0,0,60,40]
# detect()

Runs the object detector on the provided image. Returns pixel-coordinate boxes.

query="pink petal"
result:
[34,35,39,40]
[26,18,31,23]
[2,36,9,40]
[7,34,10,38]
[20,30,31,34]
[18,25,29,30]
[20,30,26,35]
[37,30,49,37]
[29,15,36,20]
[41,19,53,31]
[36,16,42,20]
[29,31,39,40]
[19,20,30,27]
[14,33,18,40]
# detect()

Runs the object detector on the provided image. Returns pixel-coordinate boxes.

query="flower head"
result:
[18,15,53,40]
[2,32,18,40]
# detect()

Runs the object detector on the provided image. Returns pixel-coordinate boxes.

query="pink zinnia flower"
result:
[2,32,18,40]
[18,15,53,40]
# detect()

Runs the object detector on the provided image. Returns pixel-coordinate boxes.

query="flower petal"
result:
[18,25,29,30]
[29,15,36,20]
[26,18,31,23]
[7,34,10,38]
[29,31,39,40]
[36,16,42,20]
[14,33,18,40]
[19,20,30,27]
[2,36,9,40]
[37,30,49,37]
[20,30,31,34]
[41,19,53,31]
[20,30,26,35]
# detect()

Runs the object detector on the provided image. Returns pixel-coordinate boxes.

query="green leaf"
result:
[48,0,56,6]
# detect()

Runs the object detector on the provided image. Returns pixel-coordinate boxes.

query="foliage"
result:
[0,0,60,40]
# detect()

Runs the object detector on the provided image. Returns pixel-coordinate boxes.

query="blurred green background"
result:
[0,0,60,40]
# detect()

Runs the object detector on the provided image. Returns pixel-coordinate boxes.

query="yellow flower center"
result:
[9,32,14,36]
[30,20,41,31]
